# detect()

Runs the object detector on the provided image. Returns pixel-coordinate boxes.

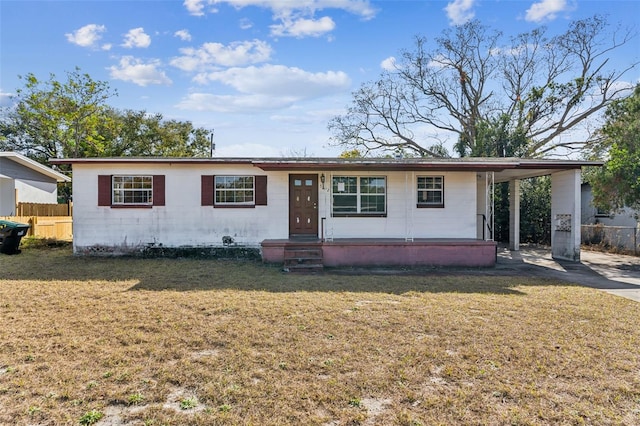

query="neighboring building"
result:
[0,152,71,216]
[51,157,599,268]
[581,182,638,227]
[580,182,638,254]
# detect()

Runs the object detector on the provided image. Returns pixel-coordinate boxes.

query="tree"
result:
[589,84,640,215]
[328,15,637,158]
[96,109,211,157]
[520,177,551,244]
[0,68,116,163]
[0,69,212,162]
[339,149,364,158]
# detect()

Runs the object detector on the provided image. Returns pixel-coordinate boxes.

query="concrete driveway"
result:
[497,245,640,302]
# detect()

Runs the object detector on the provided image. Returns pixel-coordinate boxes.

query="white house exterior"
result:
[52,157,598,267]
[581,183,639,227]
[0,152,71,216]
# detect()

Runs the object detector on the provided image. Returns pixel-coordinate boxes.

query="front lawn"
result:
[1,247,639,425]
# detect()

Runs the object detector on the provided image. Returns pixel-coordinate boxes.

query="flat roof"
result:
[49,156,602,182]
[50,156,601,169]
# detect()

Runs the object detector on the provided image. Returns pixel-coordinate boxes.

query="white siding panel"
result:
[72,164,290,251]
[321,171,477,239]
[0,177,15,215]
[15,180,58,204]
[72,165,480,252]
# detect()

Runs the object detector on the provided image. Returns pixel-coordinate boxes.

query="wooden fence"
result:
[0,216,73,241]
[15,202,73,216]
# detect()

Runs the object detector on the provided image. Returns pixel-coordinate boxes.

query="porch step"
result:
[283,246,323,273]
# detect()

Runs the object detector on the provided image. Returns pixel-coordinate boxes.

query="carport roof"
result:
[50,156,602,182]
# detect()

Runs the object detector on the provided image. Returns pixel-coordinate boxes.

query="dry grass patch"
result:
[1,247,639,425]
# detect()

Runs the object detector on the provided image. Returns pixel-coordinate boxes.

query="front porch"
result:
[261,238,498,270]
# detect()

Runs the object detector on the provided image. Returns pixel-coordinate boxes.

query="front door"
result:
[289,174,318,238]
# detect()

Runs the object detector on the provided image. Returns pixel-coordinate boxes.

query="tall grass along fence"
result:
[15,202,72,216]
[0,216,72,241]
[582,224,639,255]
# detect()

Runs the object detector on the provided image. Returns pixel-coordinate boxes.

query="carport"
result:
[487,159,603,262]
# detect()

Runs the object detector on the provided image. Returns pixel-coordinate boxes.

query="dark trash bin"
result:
[0,220,30,255]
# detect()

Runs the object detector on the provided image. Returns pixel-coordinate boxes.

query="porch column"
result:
[551,169,581,261]
[509,179,520,251]
[476,173,487,239]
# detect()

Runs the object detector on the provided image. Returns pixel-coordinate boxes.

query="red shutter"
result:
[255,175,267,206]
[153,175,165,206]
[98,175,111,206]
[201,175,214,206]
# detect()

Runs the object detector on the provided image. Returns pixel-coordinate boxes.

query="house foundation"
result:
[262,238,498,268]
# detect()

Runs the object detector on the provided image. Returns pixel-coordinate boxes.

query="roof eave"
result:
[1,152,71,182]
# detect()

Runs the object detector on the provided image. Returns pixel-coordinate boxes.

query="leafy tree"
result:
[589,84,640,215]
[329,15,637,158]
[520,177,551,244]
[0,69,211,162]
[95,109,211,157]
[0,68,116,162]
[339,149,364,158]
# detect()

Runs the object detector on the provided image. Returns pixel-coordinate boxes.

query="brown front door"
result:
[289,174,318,238]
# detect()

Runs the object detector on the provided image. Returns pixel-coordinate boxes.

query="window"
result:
[98,175,164,207]
[332,176,386,216]
[215,176,254,205]
[112,176,153,205]
[417,176,444,208]
[201,175,267,207]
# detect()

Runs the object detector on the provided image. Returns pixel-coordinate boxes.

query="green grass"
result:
[1,246,639,425]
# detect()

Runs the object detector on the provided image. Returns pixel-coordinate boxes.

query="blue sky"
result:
[1,0,639,157]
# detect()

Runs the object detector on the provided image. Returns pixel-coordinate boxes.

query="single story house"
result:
[51,157,599,269]
[581,182,638,227]
[0,152,71,216]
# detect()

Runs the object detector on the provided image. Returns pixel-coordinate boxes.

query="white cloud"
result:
[184,0,206,16]
[380,56,396,71]
[122,28,151,48]
[174,29,192,41]
[176,93,294,113]
[270,16,335,38]
[215,143,281,157]
[195,64,350,97]
[239,18,253,30]
[65,24,108,49]
[108,56,172,86]
[183,1,377,37]
[444,0,475,25]
[170,39,272,71]
[177,65,350,112]
[185,0,376,18]
[525,0,569,23]
[0,90,14,107]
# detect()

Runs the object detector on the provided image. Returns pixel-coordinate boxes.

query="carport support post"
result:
[509,179,520,251]
[551,169,581,262]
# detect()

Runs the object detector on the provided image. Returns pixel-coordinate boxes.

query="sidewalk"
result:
[497,245,640,302]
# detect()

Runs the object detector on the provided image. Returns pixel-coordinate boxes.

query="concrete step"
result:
[283,245,324,273]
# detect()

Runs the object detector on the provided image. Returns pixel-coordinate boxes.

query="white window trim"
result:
[417,176,444,208]
[215,175,255,206]
[112,175,153,206]
[331,175,387,216]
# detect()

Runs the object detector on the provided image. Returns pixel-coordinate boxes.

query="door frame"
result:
[288,174,319,238]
